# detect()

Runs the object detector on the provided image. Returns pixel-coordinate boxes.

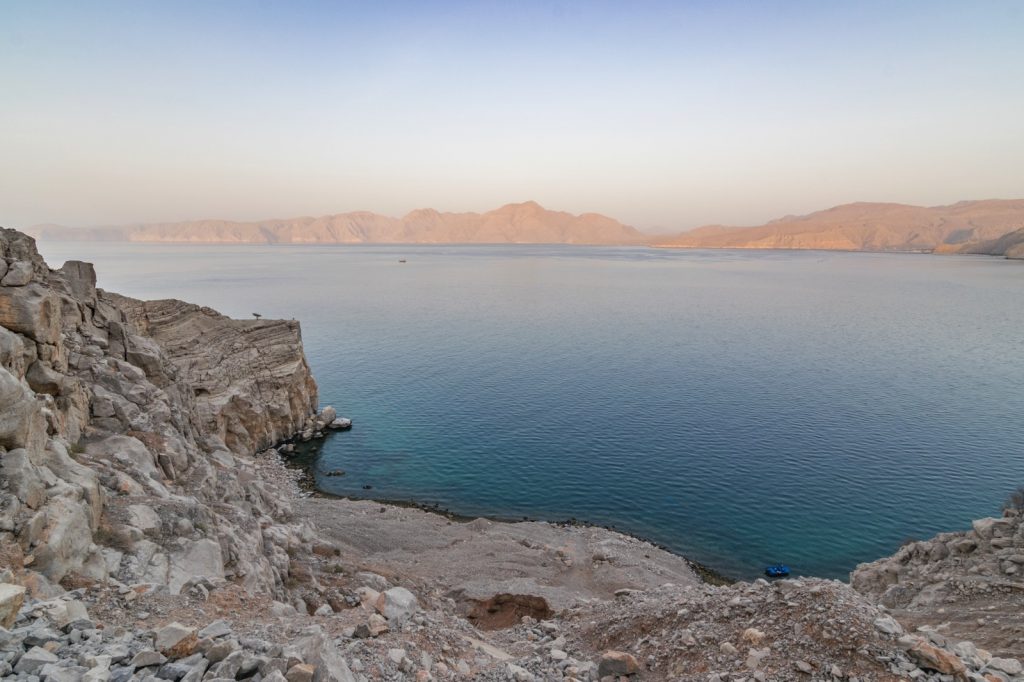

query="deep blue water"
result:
[35,242,1024,580]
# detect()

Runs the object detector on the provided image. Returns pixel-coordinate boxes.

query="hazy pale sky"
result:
[2,1,1023,231]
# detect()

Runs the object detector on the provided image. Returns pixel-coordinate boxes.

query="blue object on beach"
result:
[764,564,790,577]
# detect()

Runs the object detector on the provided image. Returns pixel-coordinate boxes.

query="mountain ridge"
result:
[27,201,646,246]
[24,198,1024,257]
[655,199,1024,255]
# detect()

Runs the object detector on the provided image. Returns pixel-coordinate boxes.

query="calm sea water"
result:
[35,242,1024,580]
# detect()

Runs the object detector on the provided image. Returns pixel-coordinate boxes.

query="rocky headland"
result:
[1,226,1022,682]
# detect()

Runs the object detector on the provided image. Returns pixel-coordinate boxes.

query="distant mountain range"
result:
[655,199,1024,256]
[28,201,644,246]
[26,199,1024,258]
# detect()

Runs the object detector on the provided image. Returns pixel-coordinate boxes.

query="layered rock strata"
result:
[0,227,319,597]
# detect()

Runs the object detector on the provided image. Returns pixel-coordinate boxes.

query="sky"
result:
[2,1,1023,232]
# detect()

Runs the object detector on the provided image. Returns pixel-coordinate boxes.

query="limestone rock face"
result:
[0,283,61,345]
[0,227,322,596]
[0,367,47,452]
[107,294,317,454]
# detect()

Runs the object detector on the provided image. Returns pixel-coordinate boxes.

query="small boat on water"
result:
[764,564,790,578]
[398,259,407,263]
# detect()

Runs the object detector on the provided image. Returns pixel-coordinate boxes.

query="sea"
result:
[34,241,1024,580]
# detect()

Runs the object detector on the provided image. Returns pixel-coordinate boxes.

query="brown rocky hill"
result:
[656,199,1024,253]
[935,226,1024,259]
[28,201,645,246]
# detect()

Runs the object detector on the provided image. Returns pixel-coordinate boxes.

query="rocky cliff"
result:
[0,226,320,596]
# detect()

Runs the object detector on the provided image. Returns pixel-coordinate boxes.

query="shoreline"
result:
[280,447,736,586]
[33,236,1022,259]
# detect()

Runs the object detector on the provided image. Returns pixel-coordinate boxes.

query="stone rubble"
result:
[852,509,1024,659]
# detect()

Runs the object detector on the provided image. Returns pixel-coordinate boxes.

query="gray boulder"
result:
[374,587,420,623]
[2,260,35,286]
[15,646,59,674]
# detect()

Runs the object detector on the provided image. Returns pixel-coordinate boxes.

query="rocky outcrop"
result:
[852,510,1024,659]
[0,227,322,597]
[104,294,317,454]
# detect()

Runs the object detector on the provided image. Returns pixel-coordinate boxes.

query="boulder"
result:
[909,639,967,677]
[25,361,64,395]
[353,612,389,639]
[987,658,1023,676]
[34,596,89,628]
[375,586,419,622]
[0,582,26,628]
[598,651,640,677]
[2,260,35,286]
[205,639,237,664]
[198,620,232,639]
[156,622,198,658]
[59,260,97,301]
[873,615,903,635]
[355,571,390,591]
[285,629,356,682]
[286,664,316,682]
[14,646,59,674]
[355,586,380,610]
[131,650,167,668]
[127,504,161,532]
[972,517,1014,540]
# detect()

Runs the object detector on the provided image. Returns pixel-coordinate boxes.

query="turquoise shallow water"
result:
[35,242,1024,580]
